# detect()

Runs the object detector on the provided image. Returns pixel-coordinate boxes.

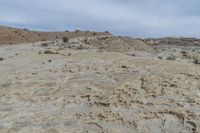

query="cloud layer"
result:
[0,0,200,37]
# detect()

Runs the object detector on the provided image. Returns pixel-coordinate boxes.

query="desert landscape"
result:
[0,26,200,133]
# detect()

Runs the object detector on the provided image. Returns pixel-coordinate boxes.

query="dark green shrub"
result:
[75,30,80,33]
[23,28,29,32]
[62,37,69,43]
[0,57,4,61]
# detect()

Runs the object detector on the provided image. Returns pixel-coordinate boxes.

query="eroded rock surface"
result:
[0,36,199,133]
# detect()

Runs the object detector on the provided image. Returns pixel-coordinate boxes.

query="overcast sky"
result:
[0,0,200,37]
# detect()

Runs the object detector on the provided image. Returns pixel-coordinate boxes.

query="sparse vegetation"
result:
[75,30,80,33]
[43,50,59,54]
[166,54,176,60]
[41,43,49,47]
[62,37,69,43]
[158,56,163,60]
[0,57,4,61]
[57,47,65,51]
[193,56,200,64]
[76,44,84,50]
[93,32,97,36]
[23,28,29,32]
[121,65,128,68]
[181,51,189,59]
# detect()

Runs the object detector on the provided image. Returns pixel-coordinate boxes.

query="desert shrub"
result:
[158,56,163,60]
[57,48,65,51]
[62,37,69,43]
[181,51,187,54]
[23,28,29,32]
[75,44,84,50]
[181,51,188,58]
[93,32,97,36]
[166,55,176,60]
[41,43,49,47]
[193,56,200,64]
[98,46,105,49]
[121,65,128,68]
[0,57,4,61]
[75,30,80,33]
[43,50,58,54]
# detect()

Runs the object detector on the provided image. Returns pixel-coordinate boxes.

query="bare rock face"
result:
[0,35,200,133]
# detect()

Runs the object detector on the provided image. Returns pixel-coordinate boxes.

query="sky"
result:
[0,0,200,37]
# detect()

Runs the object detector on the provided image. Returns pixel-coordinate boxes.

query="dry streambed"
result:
[0,36,200,133]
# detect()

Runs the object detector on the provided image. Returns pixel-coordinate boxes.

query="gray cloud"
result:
[0,0,200,37]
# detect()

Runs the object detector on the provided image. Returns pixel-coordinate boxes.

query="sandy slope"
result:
[0,35,199,133]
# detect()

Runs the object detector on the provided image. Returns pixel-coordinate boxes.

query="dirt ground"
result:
[0,34,200,133]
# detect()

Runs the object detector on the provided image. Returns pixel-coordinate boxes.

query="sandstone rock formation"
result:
[0,27,199,133]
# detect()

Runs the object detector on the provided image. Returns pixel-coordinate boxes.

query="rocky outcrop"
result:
[0,34,199,132]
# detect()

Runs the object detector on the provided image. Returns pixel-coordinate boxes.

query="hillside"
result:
[143,37,200,46]
[0,26,110,45]
[0,26,199,132]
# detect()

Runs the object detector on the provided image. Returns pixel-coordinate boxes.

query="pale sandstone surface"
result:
[0,36,199,133]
